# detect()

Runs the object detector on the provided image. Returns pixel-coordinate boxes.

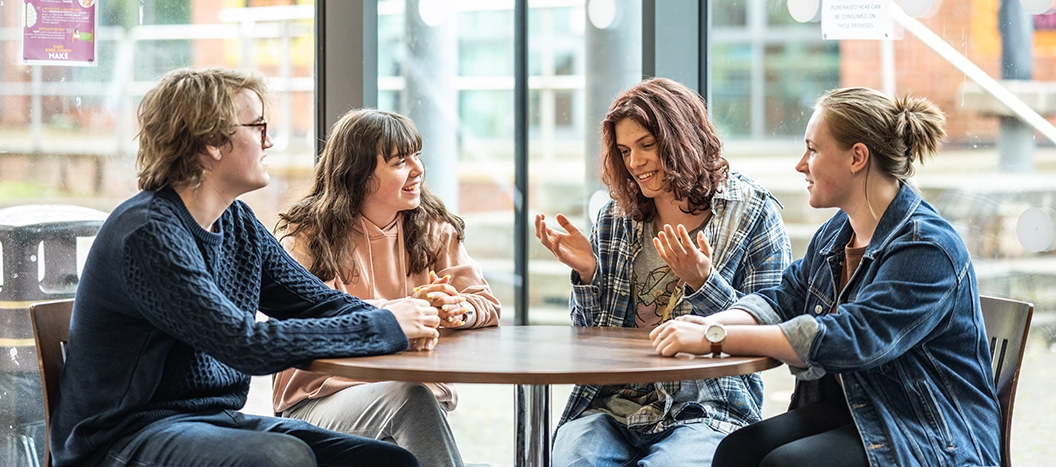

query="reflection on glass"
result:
[0,0,316,228]
[0,1,317,463]
[720,3,1056,466]
[376,0,622,331]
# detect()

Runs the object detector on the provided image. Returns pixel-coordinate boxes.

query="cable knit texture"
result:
[50,188,408,467]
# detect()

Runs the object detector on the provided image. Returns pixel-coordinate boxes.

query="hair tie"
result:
[901,109,914,161]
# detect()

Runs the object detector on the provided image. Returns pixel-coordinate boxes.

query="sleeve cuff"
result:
[373,308,411,352]
[569,278,601,326]
[778,315,827,380]
[684,269,738,314]
[729,294,784,325]
[570,282,599,307]
[449,301,477,329]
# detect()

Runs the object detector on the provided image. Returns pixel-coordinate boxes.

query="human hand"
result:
[384,298,440,346]
[437,301,473,328]
[534,213,596,283]
[412,271,466,327]
[649,319,711,357]
[409,336,439,351]
[675,314,710,325]
[654,224,713,290]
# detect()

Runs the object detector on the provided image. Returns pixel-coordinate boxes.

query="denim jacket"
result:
[559,172,792,434]
[733,184,1001,467]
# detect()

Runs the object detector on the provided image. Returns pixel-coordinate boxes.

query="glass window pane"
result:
[0,0,316,458]
[1,0,316,223]
[377,1,638,463]
[713,2,1056,463]
[712,43,752,136]
[763,42,838,136]
[713,2,747,26]
[460,9,514,76]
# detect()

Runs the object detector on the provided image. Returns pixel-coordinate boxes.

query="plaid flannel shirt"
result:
[559,172,792,434]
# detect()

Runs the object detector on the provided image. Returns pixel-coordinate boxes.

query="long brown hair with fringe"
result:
[275,109,464,284]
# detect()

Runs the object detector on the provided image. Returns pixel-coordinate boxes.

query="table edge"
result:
[306,355,783,385]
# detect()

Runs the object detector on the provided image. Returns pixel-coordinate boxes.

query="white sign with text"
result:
[821,0,893,40]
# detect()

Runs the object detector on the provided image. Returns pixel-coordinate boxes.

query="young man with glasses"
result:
[49,67,439,467]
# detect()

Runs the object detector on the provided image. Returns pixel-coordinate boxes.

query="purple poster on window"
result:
[22,0,97,66]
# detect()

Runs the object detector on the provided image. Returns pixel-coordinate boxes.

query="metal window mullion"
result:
[315,0,378,160]
[514,0,529,326]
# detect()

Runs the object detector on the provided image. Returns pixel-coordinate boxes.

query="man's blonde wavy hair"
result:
[136,68,269,191]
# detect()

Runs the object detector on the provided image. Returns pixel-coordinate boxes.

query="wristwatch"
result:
[705,323,727,358]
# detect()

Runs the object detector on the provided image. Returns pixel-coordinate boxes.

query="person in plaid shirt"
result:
[535,77,791,466]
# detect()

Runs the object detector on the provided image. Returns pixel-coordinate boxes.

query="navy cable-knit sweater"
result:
[50,188,408,467]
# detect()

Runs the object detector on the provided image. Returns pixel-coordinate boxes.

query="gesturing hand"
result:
[654,223,713,291]
[534,213,596,283]
[384,298,440,351]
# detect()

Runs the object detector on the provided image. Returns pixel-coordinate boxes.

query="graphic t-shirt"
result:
[591,215,710,428]
[631,219,707,328]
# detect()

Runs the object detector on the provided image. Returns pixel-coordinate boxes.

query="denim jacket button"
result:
[814,305,823,315]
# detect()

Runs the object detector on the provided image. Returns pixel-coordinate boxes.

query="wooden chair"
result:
[979,295,1034,467]
[29,299,74,467]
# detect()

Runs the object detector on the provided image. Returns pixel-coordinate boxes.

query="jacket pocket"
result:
[915,378,956,451]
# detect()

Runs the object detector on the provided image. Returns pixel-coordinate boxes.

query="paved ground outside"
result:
[244,325,1056,467]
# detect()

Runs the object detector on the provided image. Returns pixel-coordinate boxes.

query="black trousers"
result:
[713,378,869,467]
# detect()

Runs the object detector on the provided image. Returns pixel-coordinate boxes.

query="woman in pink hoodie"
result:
[272,108,501,467]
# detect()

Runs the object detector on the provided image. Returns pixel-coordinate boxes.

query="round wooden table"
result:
[307,325,782,467]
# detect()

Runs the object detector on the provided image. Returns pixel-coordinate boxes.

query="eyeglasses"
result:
[239,121,268,148]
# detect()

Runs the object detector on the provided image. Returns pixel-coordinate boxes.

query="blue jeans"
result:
[97,410,418,467]
[551,412,725,467]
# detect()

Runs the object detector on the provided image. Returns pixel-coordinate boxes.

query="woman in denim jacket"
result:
[651,87,1001,467]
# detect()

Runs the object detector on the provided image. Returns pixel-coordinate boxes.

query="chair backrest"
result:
[30,298,74,467]
[979,295,1034,467]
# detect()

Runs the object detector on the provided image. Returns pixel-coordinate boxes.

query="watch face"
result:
[706,325,725,342]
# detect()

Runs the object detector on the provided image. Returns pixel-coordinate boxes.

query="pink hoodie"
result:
[272,213,501,413]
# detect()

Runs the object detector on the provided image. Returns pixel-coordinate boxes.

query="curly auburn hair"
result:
[599,77,729,222]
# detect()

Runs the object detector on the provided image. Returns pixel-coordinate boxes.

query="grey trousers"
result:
[284,381,465,467]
